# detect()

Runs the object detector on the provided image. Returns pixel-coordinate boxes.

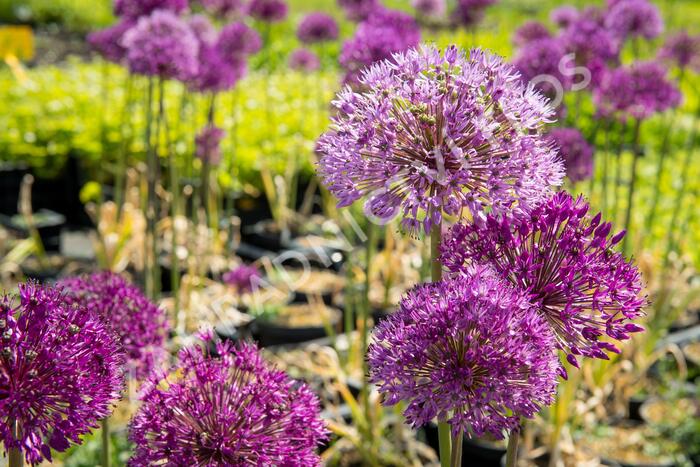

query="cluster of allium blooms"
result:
[201,0,249,17]
[222,264,262,292]
[441,192,646,368]
[594,61,682,121]
[217,21,262,58]
[58,272,170,380]
[560,15,618,65]
[658,30,700,72]
[188,14,218,46]
[411,0,447,18]
[512,20,551,47]
[248,0,288,23]
[368,267,560,438]
[339,8,421,86]
[513,37,571,95]
[338,0,379,22]
[88,20,134,63]
[545,128,594,184]
[195,125,226,165]
[0,283,124,465]
[114,0,188,19]
[319,45,563,236]
[289,48,321,71]
[454,0,498,27]
[121,9,200,80]
[550,5,579,28]
[297,12,339,44]
[604,0,663,42]
[129,337,327,466]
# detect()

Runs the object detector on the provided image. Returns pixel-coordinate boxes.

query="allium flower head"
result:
[0,283,124,465]
[320,45,563,235]
[605,0,663,42]
[122,9,200,80]
[289,48,321,71]
[454,0,498,28]
[191,46,247,92]
[441,192,646,368]
[512,20,551,47]
[222,264,261,292]
[216,21,262,60]
[58,272,170,380]
[368,267,559,438]
[594,61,682,120]
[297,12,339,44]
[248,0,288,23]
[114,0,188,19]
[545,128,593,183]
[658,30,700,72]
[129,338,327,466]
[412,0,447,18]
[338,0,379,22]
[550,5,579,28]
[513,37,571,95]
[88,20,134,63]
[188,14,218,46]
[201,0,248,17]
[195,125,226,165]
[561,16,618,65]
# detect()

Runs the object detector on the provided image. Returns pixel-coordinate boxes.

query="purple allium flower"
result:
[441,192,646,367]
[58,272,170,381]
[288,48,321,71]
[188,14,217,46]
[454,0,498,28]
[191,46,247,92]
[658,30,700,72]
[195,125,226,165]
[605,0,663,42]
[128,338,327,466]
[114,0,188,19]
[513,37,571,95]
[594,61,682,120]
[338,0,379,22]
[122,10,200,80]
[222,264,261,292]
[550,5,579,28]
[560,16,618,65]
[201,0,248,17]
[545,128,594,183]
[319,45,563,235]
[367,267,560,438]
[88,20,134,63]
[0,283,124,465]
[339,8,421,86]
[216,21,262,60]
[512,20,551,47]
[297,12,339,44]
[248,0,288,23]
[412,0,447,18]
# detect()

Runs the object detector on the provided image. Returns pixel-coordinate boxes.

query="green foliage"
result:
[0,0,113,32]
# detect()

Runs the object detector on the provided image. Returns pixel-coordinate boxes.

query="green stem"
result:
[9,418,22,467]
[114,74,133,212]
[144,77,156,299]
[612,120,627,224]
[450,429,463,467]
[622,119,642,256]
[361,223,376,410]
[505,426,521,467]
[101,418,109,467]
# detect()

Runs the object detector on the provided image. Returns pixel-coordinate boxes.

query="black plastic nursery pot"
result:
[250,305,343,347]
[0,209,66,252]
[0,163,29,215]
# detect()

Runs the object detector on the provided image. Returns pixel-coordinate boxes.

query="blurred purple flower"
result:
[454,0,498,28]
[513,37,571,97]
[248,0,288,23]
[222,264,261,292]
[605,0,663,42]
[191,46,247,92]
[188,14,218,46]
[368,267,560,438]
[0,283,124,465]
[88,20,134,63]
[217,21,262,60]
[560,16,618,64]
[114,0,188,19]
[658,30,700,72]
[289,48,321,71]
[545,127,594,183]
[195,125,226,165]
[338,0,379,22]
[201,0,249,17]
[550,5,579,28]
[297,12,339,44]
[412,0,446,18]
[129,339,327,466]
[512,20,551,47]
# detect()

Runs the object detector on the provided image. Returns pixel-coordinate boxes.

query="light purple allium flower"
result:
[58,272,170,381]
[339,8,421,86]
[512,20,551,47]
[454,0,498,27]
[248,0,288,23]
[550,5,579,28]
[188,14,218,46]
[0,283,124,465]
[412,0,447,18]
[128,338,327,466]
[191,46,247,92]
[658,30,700,72]
[195,125,226,165]
[545,128,594,183]
[513,37,571,95]
[594,61,682,120]
[201,0,248,17]
[114,0,188,19]
[122,10,200,80]
[88,20,134,63]
[320,45,563,235]
[605,0,663,42]
[289,48,321,71]
[297,12,339,44]
[441,192,646,369]
[560,15,618,64]
[222,264,261,292]
[338,0,379,22]
[367,267,560,438]
[216,21,262,60]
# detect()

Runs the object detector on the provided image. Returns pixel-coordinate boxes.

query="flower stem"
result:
[361,223,376,414]
[144,76,156,299]
[505,425,521,467]
[622,119,642,256]
[101,417,109,467]
[9,418,22,467]
[450,429,463,467]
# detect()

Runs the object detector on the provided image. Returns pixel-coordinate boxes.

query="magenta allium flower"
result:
[338,0,379,22]
[114,0,188,19]
[658,30,700,72]
[319,45,563,235]
[0,283,124,465]
[216,21,262,60]
[288,48,321,71]
[195,125,226,165]
[121,10,200,80]
[605,0,663,42]
[191,46,247,92]
[454,0,498,27]
[368,267,559,438]
[248,0,288,22]
[545,128,594,183]
[412,0,446,18]
[441,192,646,368]
[58,272,170,381]
[88,20,134,63]
[222,264,261,292]
[594,61,682,120]
[201,0,248,17]
[513,37,571,95]
[560,16,618,64]
[129,338,327,466]
[188,14,217,46]
[339,8,421,86]
[550,5,579,28]
[297,12,339,44]
[512,20,551,47]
